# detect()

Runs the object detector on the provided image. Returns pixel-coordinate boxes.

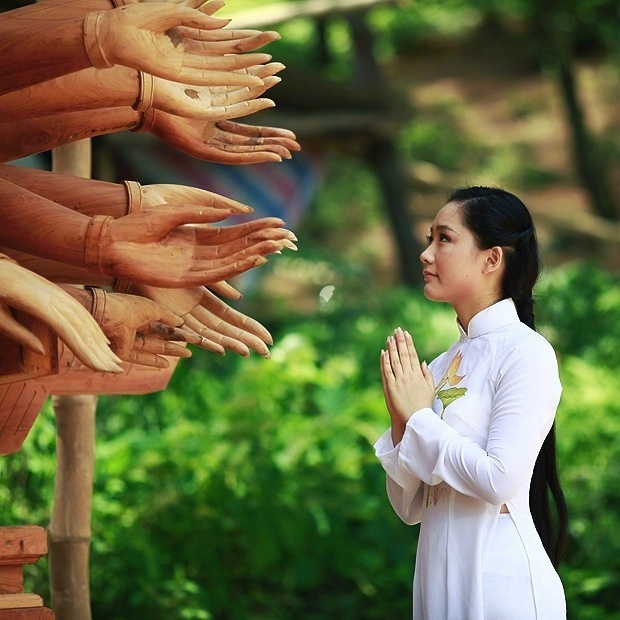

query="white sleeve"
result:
[394,339,561,506]
[374,429,425,524]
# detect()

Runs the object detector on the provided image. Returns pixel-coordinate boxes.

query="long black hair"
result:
[447,186,568,568]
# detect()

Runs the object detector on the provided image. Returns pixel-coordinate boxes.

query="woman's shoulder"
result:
[495,322,559,371]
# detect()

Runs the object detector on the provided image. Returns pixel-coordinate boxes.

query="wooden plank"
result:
[0,567,23,595]
[0,595,43,610]
[0,527,47,564]
[0,608,53,619]
[45,341,180,395]
[225,0,397,28]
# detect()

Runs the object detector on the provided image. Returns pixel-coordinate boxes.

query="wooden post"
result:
[48,140,95,620]
[48,395,96,620]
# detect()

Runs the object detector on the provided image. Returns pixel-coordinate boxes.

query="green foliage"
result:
[556,357,620,618]
[1,263,619,618]
[537,262,620,368]
[387,1,484,52]
[398,115,481,172]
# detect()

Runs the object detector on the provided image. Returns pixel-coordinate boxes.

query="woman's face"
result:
[419,201,490,308]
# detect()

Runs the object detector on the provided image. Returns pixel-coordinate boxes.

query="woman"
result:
[375,186,568,619]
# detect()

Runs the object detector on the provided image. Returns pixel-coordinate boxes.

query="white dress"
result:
[374,299,566,619]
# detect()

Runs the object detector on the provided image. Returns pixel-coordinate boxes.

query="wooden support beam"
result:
[0,610,54,619]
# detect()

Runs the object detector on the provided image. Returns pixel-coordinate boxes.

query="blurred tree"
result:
[530,0,620,220]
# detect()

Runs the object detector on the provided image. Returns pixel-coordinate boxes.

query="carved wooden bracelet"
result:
[84,215,113,276]
[123,180,143,215]
[83,12,113,69]
[133,72,155,113]
[131,108,156,133]
[85,286,107,326]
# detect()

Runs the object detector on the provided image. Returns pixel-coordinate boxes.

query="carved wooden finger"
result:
[193,230,297,257]
[199,287,273,343]
[182,313,250,357]
[191,218,288,245]
[141,183,253,213]
[147,111,286,164]
[216,119,298,141]
[183,30,280,54]
[189,305,270,357]
[207,280,243,299]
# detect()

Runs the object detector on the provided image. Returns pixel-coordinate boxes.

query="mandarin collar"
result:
[457,298,520,339]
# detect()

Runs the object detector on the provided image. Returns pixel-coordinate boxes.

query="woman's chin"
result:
[422,284,441,302]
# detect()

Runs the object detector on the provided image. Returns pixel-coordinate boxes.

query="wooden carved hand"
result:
[85,3,270,88]
[0,256,123,373]
[76,288,202,369]
[147,113,301,164]
[131,284,274,358]
[152,72,280,121]
[87,205,291,287]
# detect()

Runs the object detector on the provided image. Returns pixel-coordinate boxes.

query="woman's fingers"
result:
[421,360,435,390]
[386,334,402,376]
[393,327,415,371]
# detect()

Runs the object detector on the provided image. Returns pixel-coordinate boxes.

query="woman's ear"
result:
[483,246,503,274]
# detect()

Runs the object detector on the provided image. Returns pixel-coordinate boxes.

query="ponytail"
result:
[448,186,568,566]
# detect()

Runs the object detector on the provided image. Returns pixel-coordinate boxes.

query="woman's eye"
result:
[425,235,433,245]
[440,234,450,242]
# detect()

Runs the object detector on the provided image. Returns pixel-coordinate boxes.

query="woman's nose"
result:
[420,246,432,264]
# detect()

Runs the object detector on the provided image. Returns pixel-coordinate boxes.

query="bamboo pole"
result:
[48,394,96,620]
[48,139,96,620]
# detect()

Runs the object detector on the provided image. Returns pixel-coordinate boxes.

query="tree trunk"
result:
[538,6,618,220]
[48,139,95,620]
[368,137,423,287]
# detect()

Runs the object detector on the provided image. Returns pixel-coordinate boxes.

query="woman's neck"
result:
[454,294,503,333]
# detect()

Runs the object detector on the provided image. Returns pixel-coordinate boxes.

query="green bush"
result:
[1,262,618,619]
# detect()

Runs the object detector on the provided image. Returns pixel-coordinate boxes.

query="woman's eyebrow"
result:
[430,224,457,233]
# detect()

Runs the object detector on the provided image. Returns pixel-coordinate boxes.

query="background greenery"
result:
[1,0,620,618]
[2,261,619,619]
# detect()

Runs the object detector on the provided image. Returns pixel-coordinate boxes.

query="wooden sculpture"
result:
[0,1,270,95]
[0,177,297,287]
[0,254,123,373]
[0,113,300,166]
[0,0,301,614]
[0,64,282,122]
